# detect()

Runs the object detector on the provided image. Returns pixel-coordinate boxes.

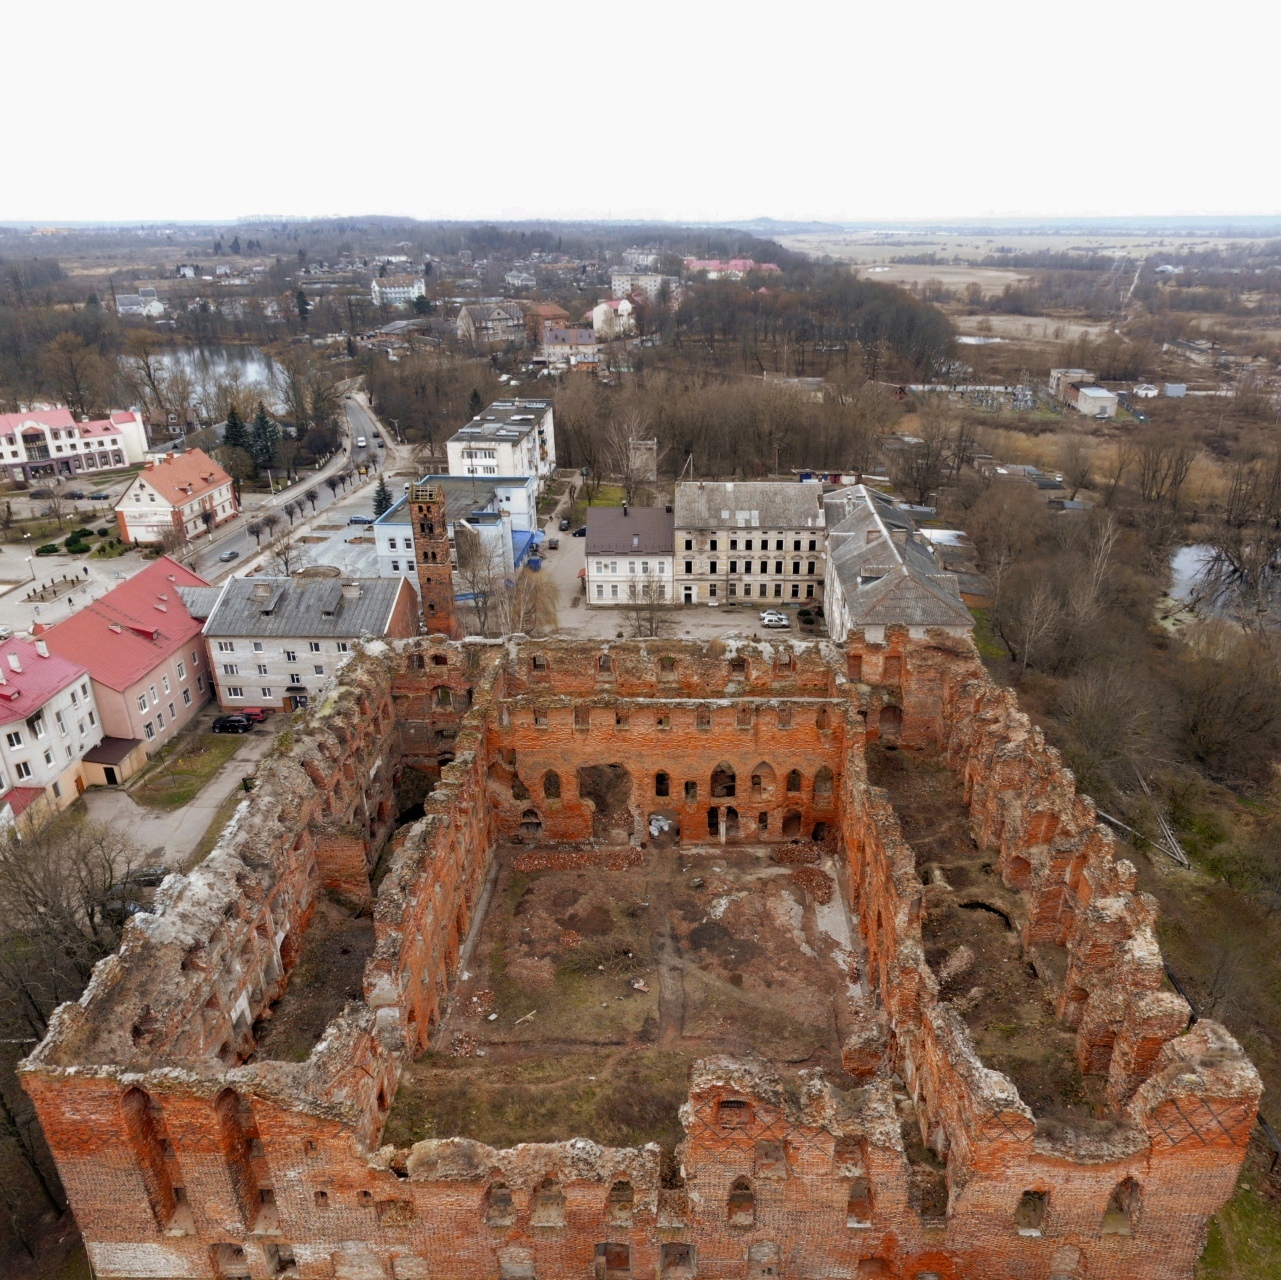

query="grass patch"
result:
[1198,1154,1281,1279]
[969,608,1008,662]
[587,484,627,507]
[131,733,246,809]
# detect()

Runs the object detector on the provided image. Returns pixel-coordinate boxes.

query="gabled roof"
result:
[42,557,212,691]
[127,449,231,507]
[825,485,972,630]
[674,480,824,531]
[586,506,675,555]
[0,409,76,434]
[201,576,409,639]
[0,637,87,726]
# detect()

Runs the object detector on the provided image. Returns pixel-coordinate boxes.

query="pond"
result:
[1169,542,1281,624]
[1169,544,1216,605]
[154,344,278,386]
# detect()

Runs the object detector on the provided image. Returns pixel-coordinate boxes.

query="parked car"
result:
[356,435,367,448]
[547,538,559,550]
[558,518,571,531]
[572,526,587,537]
[377,438,385,447]
[218,549,239,562]
[128,865,170,888]
[211,715,253,734]
[239,708,270,723]
[348,514,374,525]
[89,492,113,501]
[0,625,12,641]
[29,488,53,499]
[759,609,790,628]
[66,489,86,500]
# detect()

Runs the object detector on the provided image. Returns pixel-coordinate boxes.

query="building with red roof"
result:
[0,635,102,832]
[0,408,149,485]
[114,448,238,546]
[41,557,215,782]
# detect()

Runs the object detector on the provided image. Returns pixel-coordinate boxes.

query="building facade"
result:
[585,505,675,605]
[445,400,556,491]
[456,302,526,349]
[0,409,149,484]
[371,275,426,307]
[115,450,238,545]
[673,480,826,607]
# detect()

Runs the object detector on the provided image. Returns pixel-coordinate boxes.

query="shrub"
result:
[97,528,109,537]
[35,543,59,555]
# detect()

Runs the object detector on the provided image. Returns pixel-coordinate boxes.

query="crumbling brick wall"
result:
[18,633,1261,1280]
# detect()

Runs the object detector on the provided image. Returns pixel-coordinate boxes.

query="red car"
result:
[240,708,271,723]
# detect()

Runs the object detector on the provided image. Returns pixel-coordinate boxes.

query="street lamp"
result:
[25,556,34,582]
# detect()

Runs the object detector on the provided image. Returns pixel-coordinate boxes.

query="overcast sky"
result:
[6,0,1277,225]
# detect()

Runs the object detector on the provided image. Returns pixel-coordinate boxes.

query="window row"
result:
[214,641,348,656]
[683,536,820,553]
[688,561,818,576]
[692,582,815,600]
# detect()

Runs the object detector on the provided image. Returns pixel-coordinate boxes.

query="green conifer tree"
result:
[373,476,393,518]
[249,402,280,471]
[223,406,249,453]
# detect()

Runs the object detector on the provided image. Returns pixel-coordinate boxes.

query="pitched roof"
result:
[129,449,231,507]
[0,637,88,726]
[824,485,972,630]
[0,409,76,434]
[42,557,212,691]
[586,506,675,555]
[202,576,409,639]
[674,480,825,531]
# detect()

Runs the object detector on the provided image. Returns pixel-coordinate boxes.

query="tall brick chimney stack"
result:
[410,481,458,636]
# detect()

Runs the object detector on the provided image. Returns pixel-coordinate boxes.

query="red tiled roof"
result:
[0,637,87,726]
[42,557,211,692]
[132,449,232,507]
[0,409,75,433]
[5,786,45,818]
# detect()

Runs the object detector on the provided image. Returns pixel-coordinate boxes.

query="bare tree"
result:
[260,512,282,543]
[268,535,311,577]
[888,402,953,505]
[624,577,677,638]
[41,478,69,531]
[1057,433,1094,500]
[247,520,264,547]
[283,500,300,527]
[1000,576,1063,676]
[304,487,319,513]
[325,475,341,501]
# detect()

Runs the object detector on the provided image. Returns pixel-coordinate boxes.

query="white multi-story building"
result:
[446,400,556,491]
[115,449,238,545]
[585,506,675,606]
[0,409,149,485]
[672,480,826,607]
[371,275,426,307]
[610,271,676,302]
[0,637,104,832]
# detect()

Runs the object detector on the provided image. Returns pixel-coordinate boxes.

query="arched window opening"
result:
[519,809,542,840]
[543,770,562,800]
[814,766,834,796]
[655,772,670,798]
[484,1182,515,1228]
[758,811,768,834]
[812,821,828,841]
[786,769,802,793]
[1015,1190,1047,1237]
[880,705,903,743]
[750,763,775,800]
[816,706,830,730]
[711,764,736,798]
[531,1178,566,1228]
[782,810,802,839]
[433,686,453,710]
[847,1177,873,1228]
[511,774,530,801]
[685,779,698,802]
[431,653,448,666]
[723,806,739,838]
[707,806,720,836]
[727,1176,755,1227]
[607,1180,635,1226]
[1102,1179,1139,1236]
[598,653,612,673]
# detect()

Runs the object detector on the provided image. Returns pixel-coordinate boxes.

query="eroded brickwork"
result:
[20,632,1260,1280]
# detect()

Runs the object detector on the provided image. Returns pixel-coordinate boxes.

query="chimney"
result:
[34,640,48,658]
[622,502,628,517]
[8,653,21,673]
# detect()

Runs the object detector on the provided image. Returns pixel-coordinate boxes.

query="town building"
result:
[446,400,556,491]
[673,479,826,606]
[823,485,973,644]
[503,270,536,290]
[610,270,675,302]
[621,247,661,269]
[585,504,675,605]
[374,476,541,583]
[115,293,166,317]
[540,327,599,367]
[42,557,214,782]
[114,449,238,546]
[589,297,636,338]
[682,257,781,279]
[0,409,149,485]
[456,301,526,349]
[1071,385,1118,418]
[0,636,103,831]
[371,275,426,308]
[1049,367,1095,399]
[409,483,458,637]
[523,302,571,344]
[198,576,419,711]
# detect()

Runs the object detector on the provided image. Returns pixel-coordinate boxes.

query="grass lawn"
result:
[968,608,1008,662]
[1198,1146,1281,1278]
[132,733,246,809]
[588,484,627,507]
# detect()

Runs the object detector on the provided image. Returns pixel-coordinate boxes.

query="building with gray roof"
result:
[823,486,972,642]
[585,505,675,606]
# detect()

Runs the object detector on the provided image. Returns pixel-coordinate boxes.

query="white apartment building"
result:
[611,271,676,302]
[585,506,675,605]
[115,449,238,545]
[371,275,426,307]
[445,400,556,491]
[673,480,826,606]
[0,637,104,831]
[0,409,149,485]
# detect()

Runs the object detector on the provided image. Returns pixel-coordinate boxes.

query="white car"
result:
[356,435,367,448]
[759,610,790,628]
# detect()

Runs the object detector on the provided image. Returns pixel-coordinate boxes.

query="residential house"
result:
[456,301,526,349]
[590,298,636,339]
[524,302,571,344]
[622,248,661,270]
[610,271,676,302]
[541,327,600,366]
[115,293,166,318]
[0,637,104,832]
[371,275,426,307]
[504,271,536,290]
[446,399,557,491]
[115,449,238,546]
[1049,368,1095,399]
[0,409,149,484]
[586,504,675,605]
[198,576,419,712]
[682,257,781,279]
[41,556,214,783]
[374,475,541,583]
[823,485,972,643]
[673,480,826,606]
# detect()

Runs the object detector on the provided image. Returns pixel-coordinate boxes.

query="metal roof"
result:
[448,399,552,446]
[201,576,409,639]
[586,506,675,555]
[674,480,825,531]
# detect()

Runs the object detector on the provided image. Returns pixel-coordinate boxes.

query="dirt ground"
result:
[385,841,861,1158]
[251,895,375,1063]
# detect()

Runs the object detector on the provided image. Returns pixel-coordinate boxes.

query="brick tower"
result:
[410,481,458,636]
